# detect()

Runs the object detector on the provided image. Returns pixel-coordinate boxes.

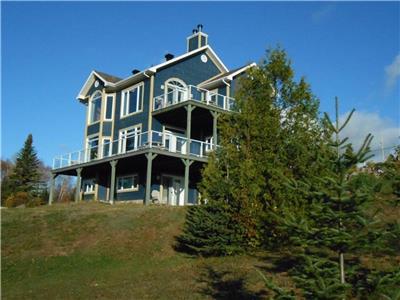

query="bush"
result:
[5,192,32,208]
[176,202,246,256]
[4,192,44,208]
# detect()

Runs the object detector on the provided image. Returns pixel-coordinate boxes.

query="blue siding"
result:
[112,79,150,149]
[87,122,100,136]
[200,36,206,47]
[152,51,221,132]
[102,122,112,136]
[188,36,198,52]
[231,74,246,96]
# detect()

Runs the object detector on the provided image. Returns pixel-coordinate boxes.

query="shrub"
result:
[5,192,32,208]
[176,202,246,256]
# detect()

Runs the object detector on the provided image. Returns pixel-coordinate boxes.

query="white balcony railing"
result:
[153,85,236,112]
[52,130,215,170]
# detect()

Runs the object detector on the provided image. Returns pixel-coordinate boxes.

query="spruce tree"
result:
[9,134,41,194]
[270,98,382,298]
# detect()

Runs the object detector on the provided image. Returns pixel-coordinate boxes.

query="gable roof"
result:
[94,70,122,83]
[77,45,230,101]
[198,62,257,89]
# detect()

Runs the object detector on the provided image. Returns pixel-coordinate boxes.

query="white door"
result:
[162,175,184,206]
[173,178,184,206]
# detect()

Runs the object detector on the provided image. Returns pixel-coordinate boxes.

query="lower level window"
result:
[83,179,95,194]
[117,175,139,192]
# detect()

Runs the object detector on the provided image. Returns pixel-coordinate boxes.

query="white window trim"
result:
[88,90,103,125]
[120,83,144,119]
[103,93,115,121]
[101,137,112,158]
[117,174,139,193]
[164,78,188,104]
[86,134,99,161]
[118,124,142,154]
[83,178,96,194]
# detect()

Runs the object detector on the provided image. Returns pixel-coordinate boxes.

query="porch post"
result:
[185,104,196,155]
[109,160,118,205]
[182,159,193,205]
[145,152,157,205]
[75,168,83,203]
[211,111,220,149]
[48,173,58,205]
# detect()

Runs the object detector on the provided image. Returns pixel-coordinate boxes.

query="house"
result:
[49,25,256,206]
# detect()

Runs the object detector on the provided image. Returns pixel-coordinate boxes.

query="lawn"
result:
[2,201,398,299]
[1,203,283,299]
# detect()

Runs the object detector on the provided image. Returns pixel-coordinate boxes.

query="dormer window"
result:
[88,91,102,124]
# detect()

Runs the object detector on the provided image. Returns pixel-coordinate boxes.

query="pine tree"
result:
[9,134,41,194]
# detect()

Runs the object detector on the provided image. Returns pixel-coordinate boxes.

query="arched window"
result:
[89,90,102,124]
[164,78,188,105]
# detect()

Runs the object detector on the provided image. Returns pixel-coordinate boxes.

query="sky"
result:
[2,1,399,166]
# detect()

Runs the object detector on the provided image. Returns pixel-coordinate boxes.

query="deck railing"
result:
[153,85,236,112]
[52,130,214,170]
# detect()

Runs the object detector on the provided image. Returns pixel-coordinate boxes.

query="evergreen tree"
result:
[178,47,329,255]
[176,201,246,256]
[269,98,381,298]
[9,134,41,194]
[200,48,328,247]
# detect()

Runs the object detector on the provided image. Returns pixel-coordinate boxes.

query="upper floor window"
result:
[118,125,142,154]
[121,84,143,118]
[86,135,99,161]
[104,94,114,121]
[165,78,187,105]
[89,91,102,124]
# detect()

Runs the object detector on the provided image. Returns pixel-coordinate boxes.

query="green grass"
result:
[1,203,279,299]
[2,200,398,299]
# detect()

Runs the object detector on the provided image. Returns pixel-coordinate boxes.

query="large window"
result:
[89,91,102,124]
[121,84,143,117]
[118,125,141,153]
[117,175,139,192]
[83,179,95,194]
[104,95,114,121]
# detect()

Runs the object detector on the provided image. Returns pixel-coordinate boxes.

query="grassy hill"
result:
[2,201,399,299]
[2,203,281,299]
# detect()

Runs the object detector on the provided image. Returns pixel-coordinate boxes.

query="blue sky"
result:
[2,1,399,165]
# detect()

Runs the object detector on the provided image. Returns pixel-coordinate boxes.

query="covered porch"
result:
[48,150,205,206]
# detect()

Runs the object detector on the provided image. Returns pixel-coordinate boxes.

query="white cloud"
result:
[339,111,399,162]
[385,54,400,90]
[311,5,335,23]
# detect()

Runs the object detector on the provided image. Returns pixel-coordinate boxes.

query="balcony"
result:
[153,85,235,112]
[52,130,215,170]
